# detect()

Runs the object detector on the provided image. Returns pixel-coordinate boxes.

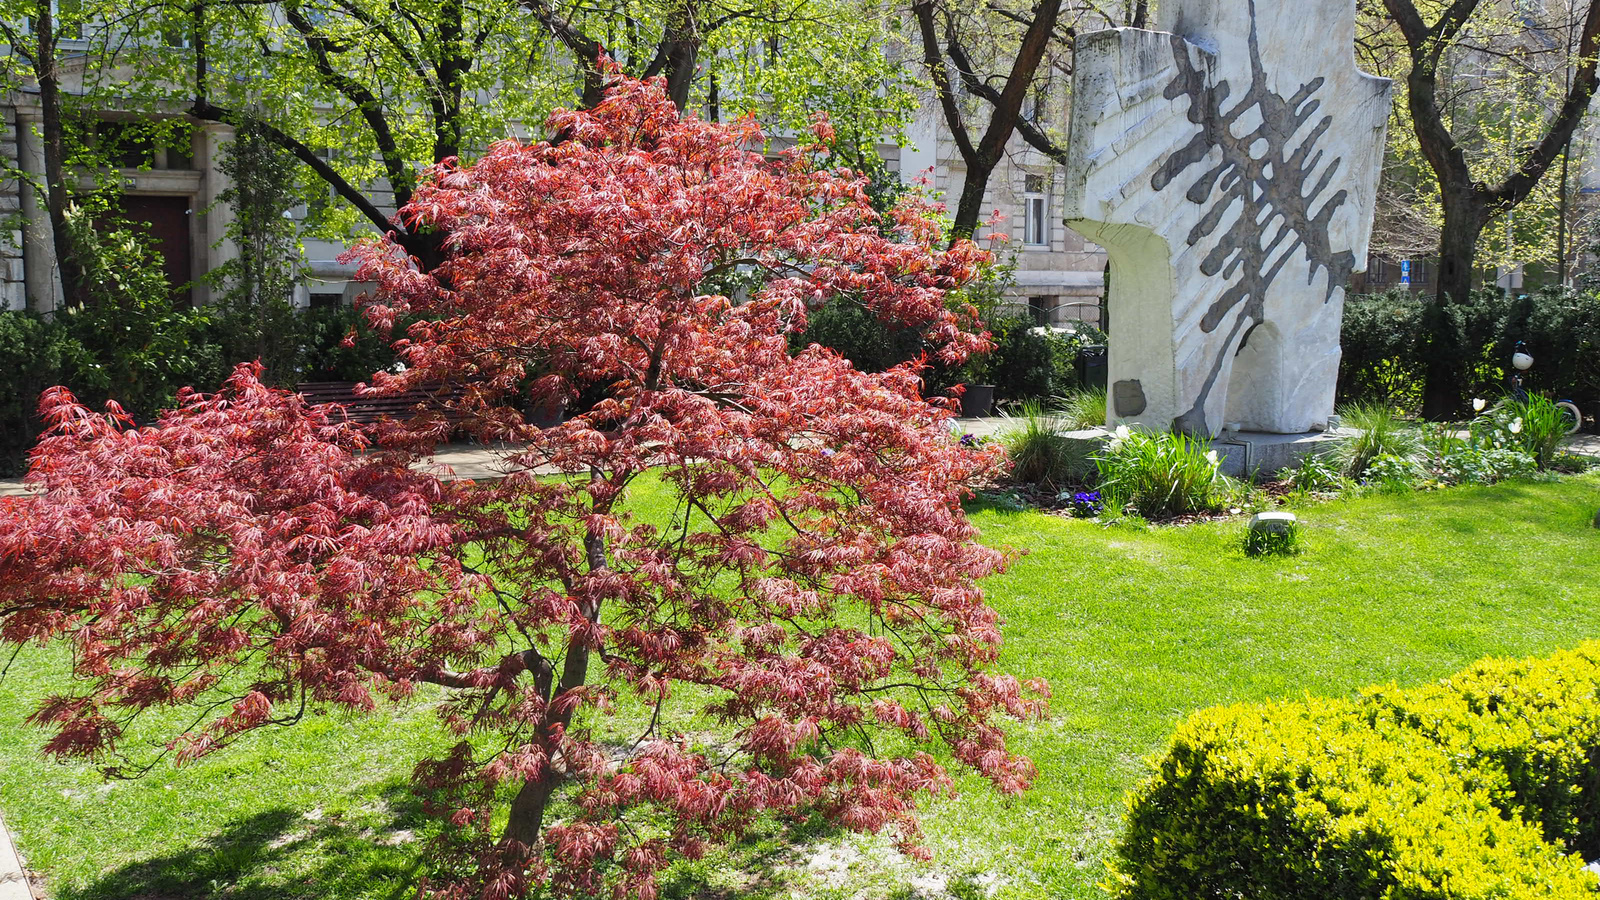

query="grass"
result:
[3,476,1600,900]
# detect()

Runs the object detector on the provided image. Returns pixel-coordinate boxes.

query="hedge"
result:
[1339,287,1600,414]
[1112,643,1600,900]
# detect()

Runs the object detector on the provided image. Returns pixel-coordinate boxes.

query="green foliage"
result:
[983,316,1055,402]
[0,312,88,476]
[1361,453,1422,492]
[1418,397,1568,482]
[1094,429,1230,518]
[1057,386,1108,430]
[1282,453,1347,493]
[1490,394,1571,469]
[1340,287,1600,414]
[1243,519,1302,558]
[1332,403,1422,478]
[1111,643,1600,900]
[55,200,223,420]
[1000,401,1086,490]
[1339,290,1426,410]
[207,118,306,385]
[793,295,926,374]
[1436,446,1539,485]
[960,318,1107,404]
[297,305,400,383]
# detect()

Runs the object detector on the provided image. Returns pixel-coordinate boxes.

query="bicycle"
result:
[1506,346,1584,435]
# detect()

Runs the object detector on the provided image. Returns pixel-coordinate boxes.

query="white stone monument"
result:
[1063,0,1392,437]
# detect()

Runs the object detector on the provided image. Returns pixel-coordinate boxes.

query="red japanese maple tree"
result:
[0,75,1046,900]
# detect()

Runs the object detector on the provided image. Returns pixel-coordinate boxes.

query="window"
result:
[19,0,85,41]
[1024,174,1049,247]
[160,13,191,48]
[1021,74,1051,124]
[1029,295,1058,327]
[309,292,344,309]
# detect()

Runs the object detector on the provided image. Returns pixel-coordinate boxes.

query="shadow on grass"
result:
[58,782,429,900]
[56,784,868,900]
[656,815,850,900]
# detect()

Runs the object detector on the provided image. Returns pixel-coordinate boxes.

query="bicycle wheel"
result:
[1556,400,1583,435]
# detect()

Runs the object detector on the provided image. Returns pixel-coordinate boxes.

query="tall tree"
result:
[115,0,915,272]
[0,76,1045,900]
[912,0,1065,241]
[1378,0,1600,416]
[910,0,1143,242]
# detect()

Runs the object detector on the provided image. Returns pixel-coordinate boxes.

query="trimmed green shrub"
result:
[1339,286,1600,417]
[1094,428,1230,517]
[1112,644,1600,900]
[1339,289,1426,411]
[790,294,925,375]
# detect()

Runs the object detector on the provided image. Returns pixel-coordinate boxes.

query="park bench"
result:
[295,381,466,431]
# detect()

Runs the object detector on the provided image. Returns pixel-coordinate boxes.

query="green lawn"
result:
[3,476,1599,900]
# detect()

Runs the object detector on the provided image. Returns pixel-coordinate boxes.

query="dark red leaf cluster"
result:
[0,74,1047,900]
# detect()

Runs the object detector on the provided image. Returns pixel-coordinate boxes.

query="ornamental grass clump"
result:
[1332,402,1422,478]
[998,400,1075,486]
[1094,427,1229,518]
[1057,386,1108,430]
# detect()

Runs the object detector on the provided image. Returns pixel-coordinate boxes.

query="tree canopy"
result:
[0,75,1046,900]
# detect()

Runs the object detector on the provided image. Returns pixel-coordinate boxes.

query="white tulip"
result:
[1509,419,1523,435]
[1473,398,1487,412]
[1206,450,1219,465]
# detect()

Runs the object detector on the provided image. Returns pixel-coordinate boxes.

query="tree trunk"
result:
[34,2,84,306]
[950,160,998,241]
[498,526,608,849]
[502,776,556,848]
[663,24,700,111]
[1421,192,1487,419]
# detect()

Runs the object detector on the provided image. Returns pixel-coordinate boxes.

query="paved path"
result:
[0,815,32,900]
[5,422,1599,500]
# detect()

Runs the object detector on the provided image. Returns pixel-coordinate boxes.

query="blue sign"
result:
[1401,260,1411,285]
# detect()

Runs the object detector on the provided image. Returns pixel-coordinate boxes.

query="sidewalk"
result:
[0,420,1013,499]
[6,423,1599,500]
[0,814,31,900]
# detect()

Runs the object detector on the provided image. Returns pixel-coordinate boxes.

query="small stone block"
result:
[1250,512,1298,534]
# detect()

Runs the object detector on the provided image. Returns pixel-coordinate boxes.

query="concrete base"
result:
[1211,430,1344,479]
[1044,426,1343,482]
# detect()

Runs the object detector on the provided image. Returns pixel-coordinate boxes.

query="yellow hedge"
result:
[1111,643,1600,900]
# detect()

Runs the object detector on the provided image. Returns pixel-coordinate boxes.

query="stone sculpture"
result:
[1063,0,1392,436]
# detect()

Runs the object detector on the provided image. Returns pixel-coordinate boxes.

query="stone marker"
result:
[1250,511,1298,535]
[1063,0,1392,437]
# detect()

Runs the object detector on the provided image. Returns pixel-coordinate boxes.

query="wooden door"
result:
[120,195,193,305]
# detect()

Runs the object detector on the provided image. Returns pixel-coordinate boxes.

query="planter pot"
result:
[960,383,996,419]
